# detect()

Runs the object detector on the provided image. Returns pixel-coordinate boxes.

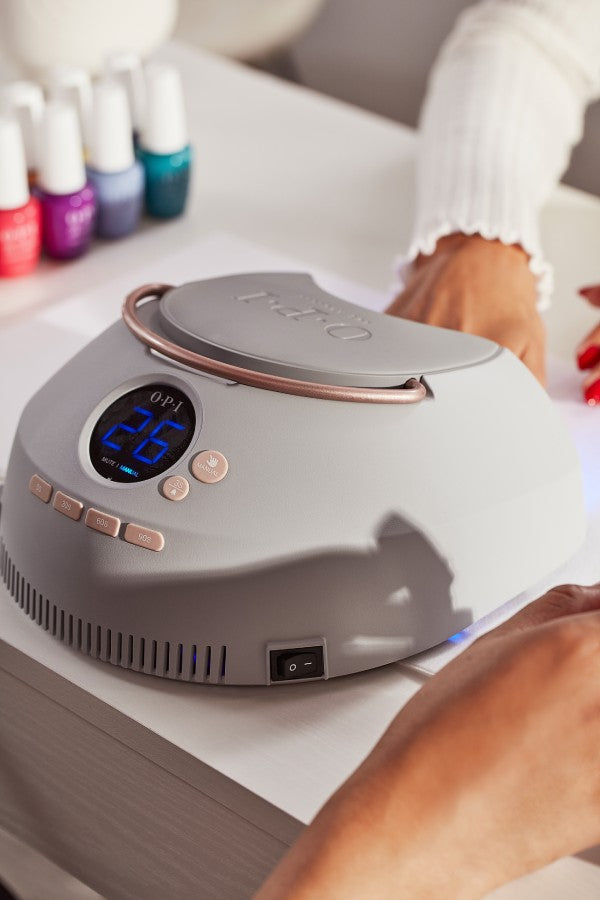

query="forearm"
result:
[405,0,600,306]
[255,726,500,900]
[255,772,487,900]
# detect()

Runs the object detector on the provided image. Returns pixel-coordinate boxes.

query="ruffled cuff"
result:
[393,221,553,312]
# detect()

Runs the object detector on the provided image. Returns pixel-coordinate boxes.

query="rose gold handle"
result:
[122,283,427,405]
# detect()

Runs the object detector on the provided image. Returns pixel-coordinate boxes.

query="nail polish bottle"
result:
[0,81,44,186]
[37,101,96,259]
[138,65,192,219]
[47,65,92,151]
[86,81,144,239]
[104,51,146,147]
[0,116,41,277]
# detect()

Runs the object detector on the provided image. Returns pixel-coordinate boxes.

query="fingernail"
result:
[577,345,600,370]
[584,378,600,406]
[579,285,600,298]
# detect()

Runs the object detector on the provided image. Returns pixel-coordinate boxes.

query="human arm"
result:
[387,0,600,381]
[387,232,545,382]
[255,582,600,898]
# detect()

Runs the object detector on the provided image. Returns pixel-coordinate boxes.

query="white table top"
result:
[2,40,600,899]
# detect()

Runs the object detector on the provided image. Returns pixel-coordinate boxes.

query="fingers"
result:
[577,289,600,401]
[582,364,600,406]
[487,583,600,637]
[579,285,600,308]
[576,322,600,371]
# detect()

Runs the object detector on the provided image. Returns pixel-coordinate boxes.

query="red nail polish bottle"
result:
[0,116,42,278]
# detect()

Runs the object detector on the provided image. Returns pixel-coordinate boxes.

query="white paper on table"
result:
[0,230,597,679]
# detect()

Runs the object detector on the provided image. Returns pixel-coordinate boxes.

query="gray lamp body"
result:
[0,274,585,684]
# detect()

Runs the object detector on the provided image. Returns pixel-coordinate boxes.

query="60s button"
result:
[85,508,121,537]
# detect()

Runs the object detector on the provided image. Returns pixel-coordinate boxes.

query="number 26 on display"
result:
[101,407,184,464]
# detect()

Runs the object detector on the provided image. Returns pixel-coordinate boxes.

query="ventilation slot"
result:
[0,540,229,683]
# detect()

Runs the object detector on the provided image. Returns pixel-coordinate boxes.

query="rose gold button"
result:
[53,490,83,521]
[124,523,164,552]
[161,475,189,502]
[85,507,121,538]
[29,474,52,503]
[191,450,229,484]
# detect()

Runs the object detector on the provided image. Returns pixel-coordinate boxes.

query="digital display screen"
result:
[89,384,196,483]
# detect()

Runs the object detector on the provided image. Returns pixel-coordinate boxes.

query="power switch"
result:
[270,645,324,682]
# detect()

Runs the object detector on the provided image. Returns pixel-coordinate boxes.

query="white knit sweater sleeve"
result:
[398,0,600,308]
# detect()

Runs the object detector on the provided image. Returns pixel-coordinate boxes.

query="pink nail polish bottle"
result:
[37,101,96,259]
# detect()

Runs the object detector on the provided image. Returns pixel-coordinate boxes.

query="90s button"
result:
[29,474,52,503]
[85,508,121,538]
[53,491,83,521]
[124,523,164,552]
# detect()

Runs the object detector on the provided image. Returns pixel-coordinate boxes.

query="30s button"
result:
[53,491,83,521]
[124,523,164,552]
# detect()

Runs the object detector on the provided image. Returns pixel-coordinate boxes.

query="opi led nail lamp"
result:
[0,274,585,684]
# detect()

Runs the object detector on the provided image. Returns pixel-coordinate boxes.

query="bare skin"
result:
[385,233,545,384]
[256,583,600,899]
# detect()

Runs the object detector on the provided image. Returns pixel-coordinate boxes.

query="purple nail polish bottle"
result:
[37,101,96,259]
[86,80,144,239]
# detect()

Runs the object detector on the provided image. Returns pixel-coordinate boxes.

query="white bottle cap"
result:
[141,64,188,155]
[38,101,86,196]
[0,116,29,210]
[104,51,146,132]
[0,81,44,170]
[47,65,92,145]
[88,80,135,174]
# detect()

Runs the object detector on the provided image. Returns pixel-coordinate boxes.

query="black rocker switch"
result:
[270,645,324,682]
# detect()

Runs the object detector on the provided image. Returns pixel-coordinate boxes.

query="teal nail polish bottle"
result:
[138,65,192,219]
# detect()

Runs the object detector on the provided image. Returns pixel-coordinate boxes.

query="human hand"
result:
[386,232,546,384]
[256,582,600,899]
[576,285,600,405]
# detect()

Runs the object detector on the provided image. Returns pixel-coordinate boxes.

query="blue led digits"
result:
[132,420,184,464]
[101,406,153,450]
[90,384,195,483]
[101,422,134,450]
